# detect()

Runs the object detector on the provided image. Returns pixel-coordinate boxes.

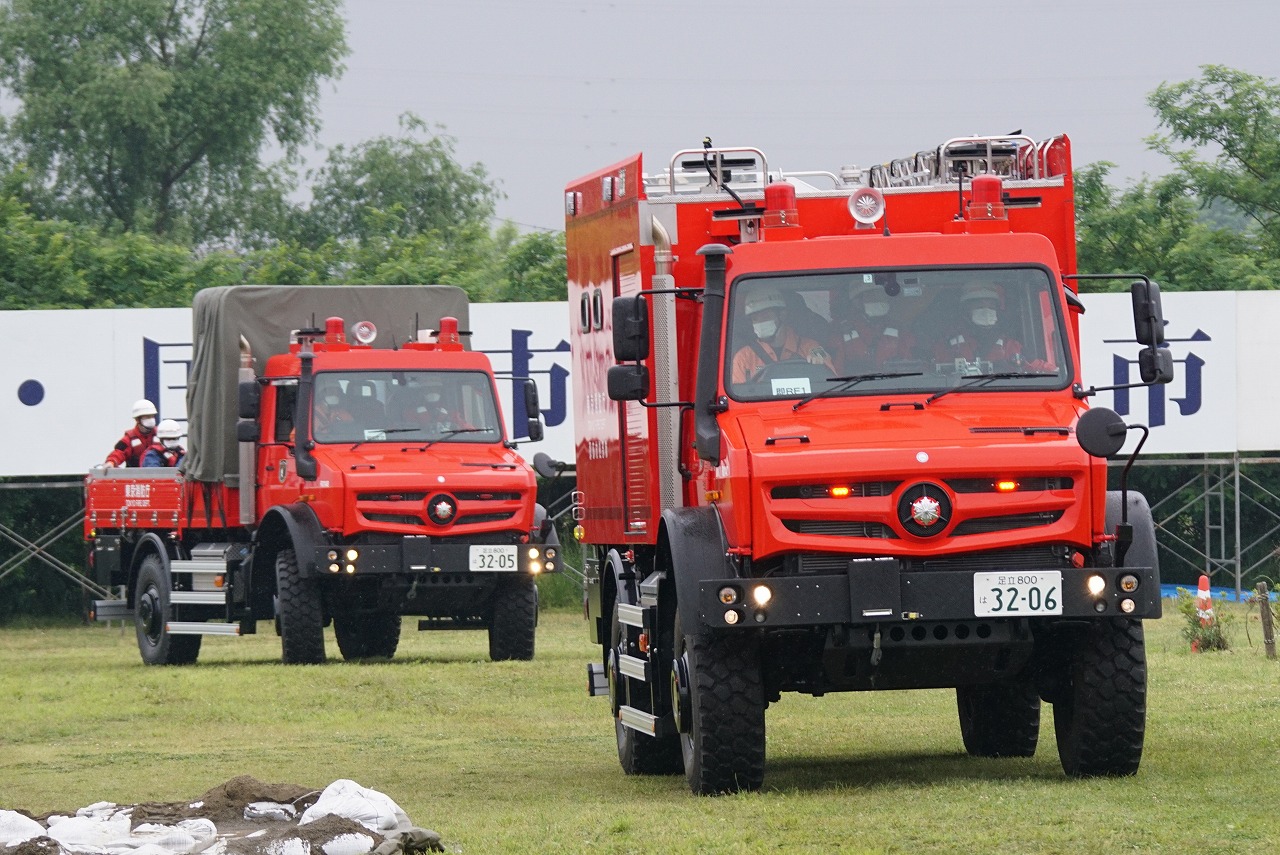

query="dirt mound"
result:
[130,775,322,829]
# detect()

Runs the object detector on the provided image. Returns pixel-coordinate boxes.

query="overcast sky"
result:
[310,1,1280,234]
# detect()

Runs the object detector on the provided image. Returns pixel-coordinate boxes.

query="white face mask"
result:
[864,302,889,318]
[753,319,778,339]
[426,392,442,404]
[323,393,341,406]
[971,307,998,327]
[140,417,156,430]
[162,439,181,450]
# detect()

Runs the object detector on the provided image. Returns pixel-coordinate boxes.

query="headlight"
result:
[345,548,359,562]
[751,585,772,607]
[1086,575,1106,597]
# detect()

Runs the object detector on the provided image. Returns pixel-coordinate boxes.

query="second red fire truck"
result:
[88,285,558,666]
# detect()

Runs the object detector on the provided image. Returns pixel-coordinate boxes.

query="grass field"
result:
[2,605,1278,854]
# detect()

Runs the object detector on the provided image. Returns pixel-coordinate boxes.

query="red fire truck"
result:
[566,134,1174,794]
[87,285,558,666]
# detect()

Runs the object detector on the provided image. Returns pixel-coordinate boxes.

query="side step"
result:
[166,622,242,636]
[587,662,608,697]
[618,705,658,736]
[170,591,227,606]
[91,599,131,622]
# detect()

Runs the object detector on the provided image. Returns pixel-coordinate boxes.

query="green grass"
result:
[2,607,1278,853]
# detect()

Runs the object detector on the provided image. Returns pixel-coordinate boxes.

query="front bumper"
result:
[304,538,560,577]
[697,560,1161,630]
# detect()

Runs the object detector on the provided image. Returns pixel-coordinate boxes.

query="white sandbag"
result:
[176,820,218,851]
[244,803,297,822]
[319,833,375,855]
[46,812,132,850]
[299,782,408,834]
[263,838,309,855]
[113,825,197,853]
[0,810,46,847]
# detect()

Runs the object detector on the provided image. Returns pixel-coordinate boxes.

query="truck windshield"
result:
[725,267,1071,402]
[312,370,502,444]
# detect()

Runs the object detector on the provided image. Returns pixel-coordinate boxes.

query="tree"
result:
[494,230,567,301]
[295,115,499,247]
[1148,65,1280,260]
[0,0,347,241]
[1074,162,1280,291]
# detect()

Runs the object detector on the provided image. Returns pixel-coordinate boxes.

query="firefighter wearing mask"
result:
[104,399,159,468]
[142,419,186,468]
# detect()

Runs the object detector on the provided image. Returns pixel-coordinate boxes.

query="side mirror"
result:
[1130,280,1166,346]
[612,296,650,362]
[523,377,545,441]
[238,380,261,419]
[607,364,650,401]
[1138,345,1175,384]
[523,377,540,416]
[235,419,260,443]
[1076,407,1128,458]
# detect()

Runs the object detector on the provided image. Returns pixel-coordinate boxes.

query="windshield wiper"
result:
[793,371,924,412]
[925,372,1059,405]
[418,427,491,450]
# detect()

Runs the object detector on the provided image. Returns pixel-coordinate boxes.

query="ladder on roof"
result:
[868,134,1049,188]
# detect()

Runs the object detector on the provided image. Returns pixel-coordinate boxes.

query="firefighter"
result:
[142,419,185,468]
[731,289,833,384]
[833,284,919,374]
[933,283,1026,369]
[104,399,159,468]
[313,377,355,440]
[395,378,473,435]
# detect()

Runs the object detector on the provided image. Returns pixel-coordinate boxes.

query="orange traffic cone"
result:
[1192,574,1215,652]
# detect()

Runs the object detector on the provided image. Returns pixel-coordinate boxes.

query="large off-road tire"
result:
[673,613,765,795]
[276,548,325,665]
[134,554,201,666]
[333,612,401,660]
[1053,618,1147,777]
[956,676,1041,758]
[609,603,682,775]
[488,577,538,661]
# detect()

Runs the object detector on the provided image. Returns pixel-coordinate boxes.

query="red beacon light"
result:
[324,316,345,343]
[967,174,1007,220]
[848,186,885,229]
[436,316,464,351]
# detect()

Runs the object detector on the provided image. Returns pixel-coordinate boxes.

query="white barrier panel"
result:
[0,292,1275,478]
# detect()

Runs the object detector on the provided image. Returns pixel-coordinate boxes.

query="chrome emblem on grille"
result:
[910,495,942,527]
[433,500,454,520]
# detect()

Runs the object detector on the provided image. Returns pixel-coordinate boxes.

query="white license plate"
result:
[469,545,518,572]
[973,571,1062,616]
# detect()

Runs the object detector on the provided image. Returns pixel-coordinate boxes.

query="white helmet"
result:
[156,419,183,441]
[745,290,787,316]
[131,399,157,419]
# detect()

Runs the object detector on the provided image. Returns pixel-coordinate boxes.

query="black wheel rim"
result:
[138,586,162,644]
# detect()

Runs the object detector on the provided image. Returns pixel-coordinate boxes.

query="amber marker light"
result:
[995,480,1018,492]
[830,486,851,498]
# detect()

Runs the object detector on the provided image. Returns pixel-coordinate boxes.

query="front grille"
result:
[797,553,856,574]
[772,481,901,499]
[782,519,897,539]
[456,512,516,525]
[951,511,1064,536]
[909,546,1069,572]
[363,513,422,525]
[946,477,1074,493]
[358,492,428,502]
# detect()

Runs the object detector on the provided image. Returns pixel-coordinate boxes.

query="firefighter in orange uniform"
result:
[731,289,833,384]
